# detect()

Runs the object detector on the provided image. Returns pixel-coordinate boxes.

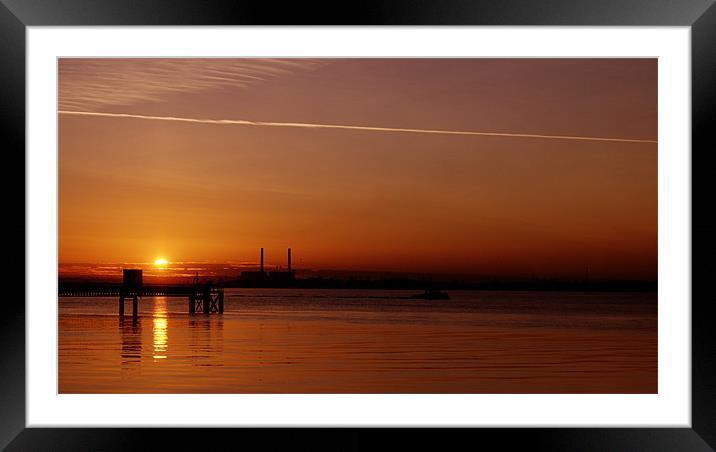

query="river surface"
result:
[58,289,657,393]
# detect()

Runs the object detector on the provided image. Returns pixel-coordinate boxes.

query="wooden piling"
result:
[132,295,138,319]
[203,288,211,314]
[119,294,125,317]
[218,291,224,314]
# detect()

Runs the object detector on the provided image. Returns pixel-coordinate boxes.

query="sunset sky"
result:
[58,58,657,280]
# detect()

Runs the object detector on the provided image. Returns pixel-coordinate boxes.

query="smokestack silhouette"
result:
[260,248,264,273]
[288,248,292,272]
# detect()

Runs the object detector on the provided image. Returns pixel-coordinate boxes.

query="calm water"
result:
[58,289,657,393]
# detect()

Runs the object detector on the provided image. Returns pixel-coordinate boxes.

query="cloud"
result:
[58,58,323,110]
[58,110,658,144]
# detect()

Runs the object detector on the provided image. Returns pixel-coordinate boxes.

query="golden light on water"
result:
[152,298,168,360]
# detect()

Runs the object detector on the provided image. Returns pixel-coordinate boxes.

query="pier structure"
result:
[119,269,142,319]
[60,269,224,316]
[188,272,224,314]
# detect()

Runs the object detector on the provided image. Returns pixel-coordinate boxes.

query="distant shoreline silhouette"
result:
[58,275,657,293]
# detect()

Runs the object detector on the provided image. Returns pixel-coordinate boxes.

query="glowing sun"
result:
[154,258,169,267]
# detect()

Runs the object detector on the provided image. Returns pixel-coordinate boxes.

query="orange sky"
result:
[58,58,657,280]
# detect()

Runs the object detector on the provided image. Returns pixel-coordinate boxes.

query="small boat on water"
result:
[410,288,450,300]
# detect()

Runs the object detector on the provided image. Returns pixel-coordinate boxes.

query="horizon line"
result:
[58,110,658,144]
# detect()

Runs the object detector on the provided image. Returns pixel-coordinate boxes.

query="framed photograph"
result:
[6,0,715,450]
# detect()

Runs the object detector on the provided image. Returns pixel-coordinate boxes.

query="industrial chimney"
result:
[288,248,292,272]
[260,247,264,273]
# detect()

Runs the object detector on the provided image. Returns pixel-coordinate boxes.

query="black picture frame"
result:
[3,0,715,450]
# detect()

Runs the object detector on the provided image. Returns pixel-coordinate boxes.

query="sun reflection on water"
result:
[153,298,168,360]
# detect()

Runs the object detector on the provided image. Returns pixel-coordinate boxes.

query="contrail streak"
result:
[58,110,657,144]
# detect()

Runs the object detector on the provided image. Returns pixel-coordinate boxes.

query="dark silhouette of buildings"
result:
[240,247,296,286]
